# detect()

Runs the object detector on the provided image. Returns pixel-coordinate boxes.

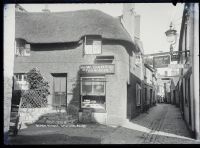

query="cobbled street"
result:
[8,104,200,144]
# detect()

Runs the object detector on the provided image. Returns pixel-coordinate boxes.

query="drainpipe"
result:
[193,3,199,140]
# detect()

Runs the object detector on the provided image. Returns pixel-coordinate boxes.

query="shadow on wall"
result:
[29,70,81,125]
[66,70,81,121]
[67,70,100,124]
[127,73,143,120]
[31,42,82,51]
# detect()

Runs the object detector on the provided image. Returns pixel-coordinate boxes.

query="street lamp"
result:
[165,22,177,54]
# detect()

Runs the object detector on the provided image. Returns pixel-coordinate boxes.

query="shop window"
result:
[14,73,29,90]
[15,39,30,56]
[81,77,106,110]
[84,36,102,55]
[136,83,141,106]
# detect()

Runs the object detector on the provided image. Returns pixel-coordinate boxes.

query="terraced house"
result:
[13,4,144,126]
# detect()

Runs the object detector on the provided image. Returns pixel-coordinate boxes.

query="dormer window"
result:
[15,39,30,56]
[84,36,102,55]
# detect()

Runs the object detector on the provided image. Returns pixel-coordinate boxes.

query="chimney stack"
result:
[42,4,50,13]
[122,3,141,40]
[134,15,140,39]
[122,3,136,40]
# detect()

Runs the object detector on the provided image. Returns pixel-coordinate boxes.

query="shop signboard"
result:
[80,64,115,74]
[153,55,170,68]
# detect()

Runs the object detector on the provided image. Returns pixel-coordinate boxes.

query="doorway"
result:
[52,73,67,111]
[150,89,152,106]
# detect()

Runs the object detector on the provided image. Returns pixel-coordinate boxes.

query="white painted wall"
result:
[4,4,15,142]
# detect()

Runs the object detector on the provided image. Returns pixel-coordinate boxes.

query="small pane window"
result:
[82,78,93,95]
[84,36,102,55]
[15,39,30,56]
[81,77,106,110]
[93,40,101,54]
[14,73,29,90]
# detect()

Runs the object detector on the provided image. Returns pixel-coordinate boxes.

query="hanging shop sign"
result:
[171,51,180,61]
[153,55,170,68]
[80,64,115,74]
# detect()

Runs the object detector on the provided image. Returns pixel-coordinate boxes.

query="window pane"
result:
[19,74,22,81]
[82,78,92,94]
[93,45,101,54]
[24,75,27,81]
[60,77,66,92]
[14,74,29,90]
[54,77,61,92]
[25,48,30,56]
[136,84,141,106]
[93,40,101,54]
[93,81,104,95]
[19,48,25,56]
[82,96,105,109]
[85,45,93,54]
[86,39,93,45]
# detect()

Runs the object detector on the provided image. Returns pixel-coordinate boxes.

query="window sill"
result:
[15,55,30,57]
[79,108,106,113]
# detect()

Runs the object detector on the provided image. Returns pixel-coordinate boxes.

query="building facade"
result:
[13,5,145,126]
[142,64,156,111]
[176,3,199,139]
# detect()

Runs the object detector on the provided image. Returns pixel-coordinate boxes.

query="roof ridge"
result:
[16,9,111,15]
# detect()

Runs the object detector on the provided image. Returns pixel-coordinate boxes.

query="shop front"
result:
[78,64,115,124]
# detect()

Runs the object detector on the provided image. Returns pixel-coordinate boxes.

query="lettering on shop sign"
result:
[153,55,170,68]
[80,64,115,74]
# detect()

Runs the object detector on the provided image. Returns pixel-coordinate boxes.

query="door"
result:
[53,75,67,110]
[145,88,147,111]
[150,89,152,106]
[180,82,184,118]
[188,77,192,126]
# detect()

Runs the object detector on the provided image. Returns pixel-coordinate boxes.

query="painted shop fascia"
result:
[13,8,146,126]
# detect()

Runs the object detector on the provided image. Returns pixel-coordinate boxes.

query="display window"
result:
[81,77,106,110]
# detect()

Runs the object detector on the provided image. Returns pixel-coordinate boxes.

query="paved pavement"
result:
[7,104,200,144]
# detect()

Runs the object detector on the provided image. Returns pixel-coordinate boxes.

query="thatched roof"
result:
[15,9,134,44]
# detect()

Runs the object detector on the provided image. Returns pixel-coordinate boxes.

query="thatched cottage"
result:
[14,4,144,126]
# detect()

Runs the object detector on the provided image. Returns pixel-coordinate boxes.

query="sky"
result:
[20,3,184,54]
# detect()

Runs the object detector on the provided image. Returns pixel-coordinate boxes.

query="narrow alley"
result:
[103,103,199,144]
[8,104,200,144]
[4,3,199,145]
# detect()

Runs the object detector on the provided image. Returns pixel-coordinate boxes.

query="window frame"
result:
[135,54,141,67]
[136,83,141,107]
[15,39,30,57]
[84,36,102,55]
[14,73,29,90]
[80,76,106,110]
